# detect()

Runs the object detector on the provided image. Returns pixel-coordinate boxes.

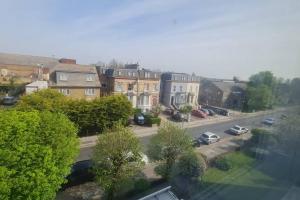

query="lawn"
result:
[192,151,292,200]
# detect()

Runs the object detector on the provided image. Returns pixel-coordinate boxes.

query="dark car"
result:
[63,160,94,189]
[134,113,145,125]
[200,108,210,115]
[207,109,216,116]
[2,96,17,105]
[172,112,187,122]
[192,109,207,118]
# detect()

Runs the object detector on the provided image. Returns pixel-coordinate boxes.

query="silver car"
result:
[200,132,221,144]
[230,125,249,135]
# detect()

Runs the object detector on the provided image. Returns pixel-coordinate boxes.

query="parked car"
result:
[229,125,249,135]
[134,113,145,125]
[199,132,221,144]
[192,137,202,147]
[164,107,175,115]
[200,108,210,115]
[207,109,216,116]
[63,160,94,189]
[192,109,207,118]
[172,112,187,122]
[1,96,17,105]
[262,118,275,125]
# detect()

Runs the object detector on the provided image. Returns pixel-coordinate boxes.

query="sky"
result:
[0,0,300,80]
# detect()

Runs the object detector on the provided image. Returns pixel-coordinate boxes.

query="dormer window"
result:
[86,74,94,81]
[59,73,68,81]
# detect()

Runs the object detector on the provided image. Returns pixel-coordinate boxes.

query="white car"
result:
[230,125,249,135]
[262,118,275,125]
[200,132,221,144]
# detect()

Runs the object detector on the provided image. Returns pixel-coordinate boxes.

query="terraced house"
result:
[49,58,100,100]
[160,72,200,109]
[97,64,160,112]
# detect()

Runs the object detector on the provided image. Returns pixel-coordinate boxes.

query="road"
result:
[77,111,283,161]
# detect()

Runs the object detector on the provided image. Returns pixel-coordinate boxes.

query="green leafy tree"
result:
[171,151,206,198]
[147,122,192,179]
[179,105,193,114]
[244,71,277,111]
[246,85,273,111]
[0,110,79,200]
[289,78,300,105]
[16,88,68,112]
[92,123,143,200]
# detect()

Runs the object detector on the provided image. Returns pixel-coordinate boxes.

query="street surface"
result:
[77,111,284,161]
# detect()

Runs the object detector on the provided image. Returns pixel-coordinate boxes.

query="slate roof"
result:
[211,81,246,97]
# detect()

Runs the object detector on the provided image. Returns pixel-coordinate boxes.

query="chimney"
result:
[59,58,76,64]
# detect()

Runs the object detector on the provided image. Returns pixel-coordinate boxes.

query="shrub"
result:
[133,108,142,115]
[214,156,232,171]
[133,178,150,193]
[144,114,161,127]
[251,128,277,146]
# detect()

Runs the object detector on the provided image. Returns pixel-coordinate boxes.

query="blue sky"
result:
[0,0,300,79]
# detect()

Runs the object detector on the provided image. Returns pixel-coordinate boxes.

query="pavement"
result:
[77,107,290,162]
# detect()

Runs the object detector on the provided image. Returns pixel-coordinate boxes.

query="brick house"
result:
[198,79,247,109]
[97,64,160,112]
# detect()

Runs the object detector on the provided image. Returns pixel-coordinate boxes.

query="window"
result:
[59,73,68,81]
[190,86,192,92]
[101,83,107,88]
[180,85,183,92]
[128,83,134,91]
[117,71,121,76]
[173,86,176,92]
[154,73,158,78]
[144,83,149,91]
[86,74,94,81]
[132,72,136,76]
[127,95,133,102]
[115,83,123,92]
[85,88,95,96]
[145,72,150,78]
[59,88,70,95]
[154,84,159,91]
[128,72,131,76]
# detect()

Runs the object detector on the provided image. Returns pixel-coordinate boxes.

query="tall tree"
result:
[289,78,300,105]
[92,124,143,200]
[0,110,79,200]
[147,122,192,179]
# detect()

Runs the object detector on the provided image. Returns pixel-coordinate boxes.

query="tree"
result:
[151,104,162,117]
[0,110,79,200]
[92,124,144,200]
[179,105,193,114]
[16,88,68,112]
[147,122,192,179]
[170,151,206,198]
[245,85,273,111]
[244,71,276,111]
[289,78,300,104]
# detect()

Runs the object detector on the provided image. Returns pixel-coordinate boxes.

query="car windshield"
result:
[233,126,240,130]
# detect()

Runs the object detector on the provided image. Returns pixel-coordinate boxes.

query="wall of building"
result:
[53,87,100,100]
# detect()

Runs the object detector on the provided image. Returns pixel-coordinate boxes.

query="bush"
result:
[133,108,142,115]
[133,178,151,193]
[251,128,277,146]
[144,114,161,127]
[214,156,232,171]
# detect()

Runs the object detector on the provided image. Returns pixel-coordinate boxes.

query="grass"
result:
[195,151,291,200]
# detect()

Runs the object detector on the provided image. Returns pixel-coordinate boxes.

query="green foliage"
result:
[214,156,233,171]
[250,128,276,146]
[170,152,206,198]
[16,88,67,112]
[0,110,79,200]
[144,114,161,127]
[151,104,162,117]
[92,123,144,200]
[16,90,133,136]
[289,78,300,105]
[147,122,193,179]
[179,105,193,114]
[133,108,142,115]
[172,151,206,179]
[245,85,273,111]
